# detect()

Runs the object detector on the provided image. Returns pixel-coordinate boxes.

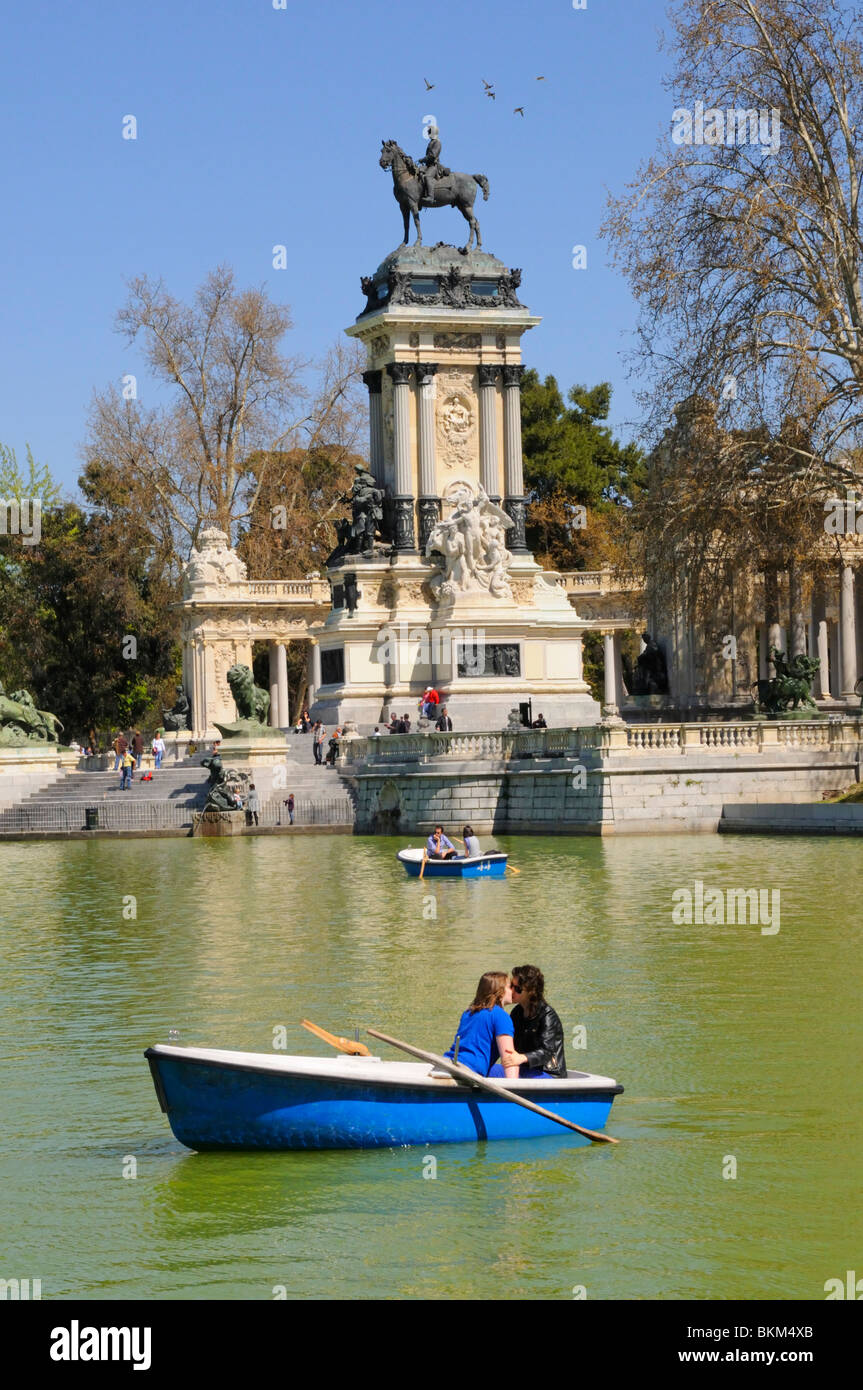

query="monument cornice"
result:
[345,307,541,337]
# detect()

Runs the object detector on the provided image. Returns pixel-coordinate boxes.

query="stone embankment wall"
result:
[339,721,863,835]
[721,802,863,835]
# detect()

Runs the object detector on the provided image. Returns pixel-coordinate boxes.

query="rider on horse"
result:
[418,126,449,204]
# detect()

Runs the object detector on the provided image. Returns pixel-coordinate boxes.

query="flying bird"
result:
[514,106,525,117]
[486,89,496,100]
[424,78,435,90]
[536,76,546,81]
[482,79,494,90]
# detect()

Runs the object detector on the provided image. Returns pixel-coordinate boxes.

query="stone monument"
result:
[308,134,600,730]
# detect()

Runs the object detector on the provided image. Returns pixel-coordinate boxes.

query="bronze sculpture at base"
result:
[0,679,64,745]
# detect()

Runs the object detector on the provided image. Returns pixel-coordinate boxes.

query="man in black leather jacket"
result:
[509,964,567,1078]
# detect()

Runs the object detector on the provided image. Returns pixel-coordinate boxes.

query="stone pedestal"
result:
[192,809,246,837]
[329,243,599,731]
[309,554,599,731]
[215,737,290,766]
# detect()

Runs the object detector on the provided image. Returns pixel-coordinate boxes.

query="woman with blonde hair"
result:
[443,971,519,1078]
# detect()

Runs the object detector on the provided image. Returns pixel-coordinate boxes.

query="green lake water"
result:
[1,832,860,1301]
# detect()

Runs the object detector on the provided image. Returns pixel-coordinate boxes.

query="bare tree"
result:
[632,397,841,634]
[83,266,366,556]
[602,0,863,488]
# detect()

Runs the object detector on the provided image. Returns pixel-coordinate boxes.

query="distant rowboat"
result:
[397,847,508,878]
[145,1045,623,1150]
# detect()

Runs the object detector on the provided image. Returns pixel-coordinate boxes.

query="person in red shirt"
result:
[422,686,440,718]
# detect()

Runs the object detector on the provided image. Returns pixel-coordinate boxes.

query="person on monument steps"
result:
[422,686,440,718]
[119,747,135,791]
[325,728,341,766]
[112,730,128,770]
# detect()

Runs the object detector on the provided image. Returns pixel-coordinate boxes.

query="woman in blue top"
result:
[444,971,519,1078]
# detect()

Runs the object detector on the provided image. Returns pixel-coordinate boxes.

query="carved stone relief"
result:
[436,369,477,470]
[433,333,481,351]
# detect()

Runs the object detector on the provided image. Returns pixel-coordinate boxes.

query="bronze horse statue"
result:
[379,140,489,251]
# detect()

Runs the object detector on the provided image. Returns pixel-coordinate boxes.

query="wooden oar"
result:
[301,1018,371,1057]
[505,862,521,874]
[419,850,427,879]
[367,1028,618,1145]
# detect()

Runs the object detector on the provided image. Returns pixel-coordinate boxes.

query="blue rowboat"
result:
[145,1045,623,1151]
[397,847,508,878]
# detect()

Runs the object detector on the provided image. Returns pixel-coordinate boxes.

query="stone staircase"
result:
[14,765,210,805]
[0,751,356,834]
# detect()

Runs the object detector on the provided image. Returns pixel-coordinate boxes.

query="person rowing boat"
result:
[426,824,458,859]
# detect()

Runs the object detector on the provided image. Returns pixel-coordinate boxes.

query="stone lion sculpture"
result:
[227,664,270,724]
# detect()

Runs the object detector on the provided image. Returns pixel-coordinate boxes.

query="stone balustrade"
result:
[558,570,641,595]
[341,719,863,766]
[244,580,331,602]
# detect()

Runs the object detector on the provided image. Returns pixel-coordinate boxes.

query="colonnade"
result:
[267,640,323,727]
[361,362,529,554]
[762,562,861,702]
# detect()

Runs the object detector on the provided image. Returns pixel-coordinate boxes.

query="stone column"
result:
[387,361,415,551]
[502,364,528,553]
[764,568,781,676]
[181,634,192,718]
[268,643,280,727]
[788,561,806,657]
[856,564,863,679]
[307,641,319,710]
[414,363,440,551]
[276,642,290,728]
[807,603,817,665]
[602,631,620,719]
[478,364,501,500]
[828,620,841,698]
[614,633,626,706]
[817,621,831,699]
[840,562,858,698]
[186,638,199,735]
[362,370,384,485]
[194,640,209,736]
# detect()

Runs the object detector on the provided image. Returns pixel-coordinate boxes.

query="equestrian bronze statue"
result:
[379,130,490,251]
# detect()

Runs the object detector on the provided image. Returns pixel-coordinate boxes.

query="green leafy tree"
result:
[0,442,63,507]
[0,497,181,743]
[520,371,645,571]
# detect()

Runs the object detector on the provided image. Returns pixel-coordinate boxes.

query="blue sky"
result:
[0,0,671,493]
